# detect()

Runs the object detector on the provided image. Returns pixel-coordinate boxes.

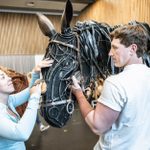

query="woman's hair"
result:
[110,24,148,57]
[0,66,8,74]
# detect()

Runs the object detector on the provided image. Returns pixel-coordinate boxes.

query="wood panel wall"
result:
[0,13,76,55]
[77,0,150,25]
[0,0,150,55]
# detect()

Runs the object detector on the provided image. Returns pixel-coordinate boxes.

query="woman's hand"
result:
[30,82,42,96]
[32,58,54,73]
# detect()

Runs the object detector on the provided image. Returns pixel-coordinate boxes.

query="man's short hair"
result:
[110,25,148,57]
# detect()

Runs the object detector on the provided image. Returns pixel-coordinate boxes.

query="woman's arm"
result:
[0,93,40,141]
[9,72,40,108]
[9,59,53,107]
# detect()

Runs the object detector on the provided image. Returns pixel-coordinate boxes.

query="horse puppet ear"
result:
[36,13,56,38]
[61,0,73,33]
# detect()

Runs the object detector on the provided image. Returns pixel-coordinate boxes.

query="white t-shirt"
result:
[94,64,150,150]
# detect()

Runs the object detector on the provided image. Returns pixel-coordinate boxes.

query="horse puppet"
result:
[36,0,150,128]
[36,0,114,128]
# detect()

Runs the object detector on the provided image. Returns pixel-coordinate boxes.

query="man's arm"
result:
[75,90,119,135]
[86,102,119,135]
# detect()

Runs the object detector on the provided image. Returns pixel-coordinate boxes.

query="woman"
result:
[0,58,53,150]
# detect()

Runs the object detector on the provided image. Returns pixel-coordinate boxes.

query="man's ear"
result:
[130,44,137,55]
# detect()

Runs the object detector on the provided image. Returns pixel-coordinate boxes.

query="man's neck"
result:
[127,55,143,66]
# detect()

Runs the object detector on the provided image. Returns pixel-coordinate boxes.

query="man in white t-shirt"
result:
[71,24,150,150]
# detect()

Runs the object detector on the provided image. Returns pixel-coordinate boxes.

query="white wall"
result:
[0,55,35,73]
[35,54,44,65]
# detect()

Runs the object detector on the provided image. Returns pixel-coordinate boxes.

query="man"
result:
[71,25,150,150]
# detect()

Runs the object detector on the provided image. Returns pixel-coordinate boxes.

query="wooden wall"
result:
[0,13,76,55]
[76,0,150,25]
[0,0,150,55]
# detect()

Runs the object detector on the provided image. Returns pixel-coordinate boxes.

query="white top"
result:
[95,64,150,150]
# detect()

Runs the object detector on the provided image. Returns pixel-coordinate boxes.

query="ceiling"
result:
[0,0,96,16]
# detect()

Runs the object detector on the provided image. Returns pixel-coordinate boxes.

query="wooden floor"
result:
[25,108,98,150]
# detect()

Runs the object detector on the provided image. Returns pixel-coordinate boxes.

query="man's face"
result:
[109,38,132,68]
[0,70,15,94]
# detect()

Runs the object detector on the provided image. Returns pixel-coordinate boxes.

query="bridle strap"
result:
[50,39,79,52]
[40,99,72,107]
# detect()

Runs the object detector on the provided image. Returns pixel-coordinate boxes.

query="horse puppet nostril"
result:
[48,107,59,119]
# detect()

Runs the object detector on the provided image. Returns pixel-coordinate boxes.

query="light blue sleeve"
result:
[0,94,40,141]
[8,72,40,108]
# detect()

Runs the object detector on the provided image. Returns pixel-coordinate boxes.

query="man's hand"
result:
[70,75,82,96]
[72,76,81,90]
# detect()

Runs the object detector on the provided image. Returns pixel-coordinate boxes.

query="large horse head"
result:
[37,0,113,128]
